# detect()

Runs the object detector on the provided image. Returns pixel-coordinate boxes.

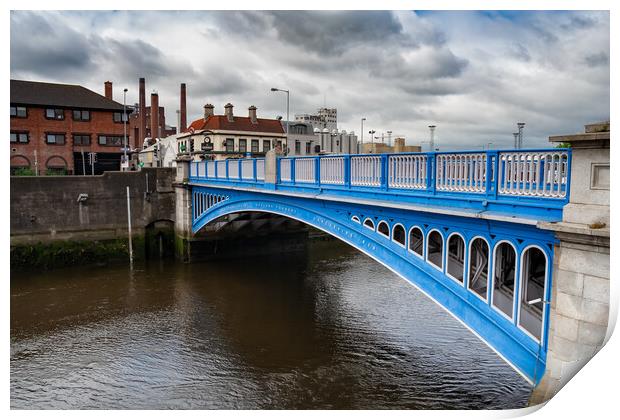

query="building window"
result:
[45,108,65,120]
[10,106,27,118]
[468,238,490,300]
[447,234,466,284]
[46,133,66,145]
[295,140,301,154]
[263,140,271,152]
[239,139,247,153]
[113,112,127,123]
[409,227,424,257]
[427,230,444,270]
[250,139,258,153]
[10,132,29,144]
[225,138,234,152]
[518,247,547,341]
[306,142,312,154]
[98,135,123,146]
[492,242,517,319]
[73,134,91,146]
[73,110,90,121]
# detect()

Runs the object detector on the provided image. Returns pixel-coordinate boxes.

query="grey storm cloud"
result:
[10,12,95,77]
[9,10,610,149]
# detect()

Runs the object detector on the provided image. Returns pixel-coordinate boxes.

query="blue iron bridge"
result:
[187,149,571,385]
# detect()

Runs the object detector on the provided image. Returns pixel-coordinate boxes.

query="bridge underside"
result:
[190,184,556,384]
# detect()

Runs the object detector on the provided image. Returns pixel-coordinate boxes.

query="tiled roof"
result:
[188,115,285,134]
[10,79,126,111]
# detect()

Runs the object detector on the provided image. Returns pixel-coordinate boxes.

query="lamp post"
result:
[369,130,376,145]
[517,122,525,149]
[271,87,289,155]
[360,117,366,153]
[123,88,128,170]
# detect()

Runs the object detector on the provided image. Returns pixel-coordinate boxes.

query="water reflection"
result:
[11,240,531,409]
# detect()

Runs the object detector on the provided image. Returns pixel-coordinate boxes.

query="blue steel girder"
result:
[189,184,556,385]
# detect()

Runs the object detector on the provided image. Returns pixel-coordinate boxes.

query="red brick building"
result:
[10,79,134,175]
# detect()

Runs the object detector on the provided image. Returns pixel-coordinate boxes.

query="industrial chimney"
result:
[248,105,258,124]
[104,81,113,100]
[150,92,160,141]
[139,77,146,146]
[428,125,436,151]
[180,83,187,132]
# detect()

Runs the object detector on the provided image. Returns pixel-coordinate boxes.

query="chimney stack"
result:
[150,92,160,141]
[224,103,234,122]
[248,105,257,124]
[104,81,113,100]
[204,104,214,121]
[180,83,187,132]
[139,77,146,146]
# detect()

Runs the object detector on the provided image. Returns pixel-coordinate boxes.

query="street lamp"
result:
[517,122,525,149]
[123,88,128,170]
[360,117,366,153]
[369,130,376,145]
[271,87,290,155]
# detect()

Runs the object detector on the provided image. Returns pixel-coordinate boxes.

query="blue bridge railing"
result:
[188,149,571,219]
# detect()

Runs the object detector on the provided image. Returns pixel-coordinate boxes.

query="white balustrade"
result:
[216,160,227,179]
[388,155,427,189]
[351,156,381,187]
[319,157,344,185]
[436,153,487,193]
[207,161,215,178]
[255,159,265,181]
[280,159,292,182]
[498,151,568,198]
[228,160,240,179]
[241,159,254,180]
[294,158,316,183]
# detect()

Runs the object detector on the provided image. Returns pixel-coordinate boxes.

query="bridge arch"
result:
[190,189,556,383]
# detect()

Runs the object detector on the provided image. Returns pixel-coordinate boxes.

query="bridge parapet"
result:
[188,148,571,222]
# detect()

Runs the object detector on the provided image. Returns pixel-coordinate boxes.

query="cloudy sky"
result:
[10,10,609,150]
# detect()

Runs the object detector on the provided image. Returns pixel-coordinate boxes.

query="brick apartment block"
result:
[10,79,135,175]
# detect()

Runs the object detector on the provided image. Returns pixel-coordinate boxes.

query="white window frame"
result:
[516,244,549,344]
[408,226,425,259]
[351,215,361,224]
[363,218,375,231]
[377,220,390,238]
[391,223,406,248]
[466,236,491,303]
[491,240,519,322]
[426,229,444,272]
[446,232,466,285]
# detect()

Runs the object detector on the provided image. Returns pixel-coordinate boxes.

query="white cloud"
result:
[10,10,609,150]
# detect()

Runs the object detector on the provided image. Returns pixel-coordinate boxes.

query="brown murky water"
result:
[10,240,530,409]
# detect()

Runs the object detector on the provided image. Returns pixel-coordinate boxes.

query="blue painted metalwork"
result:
[188,149,571,222]
[186,149,571,384]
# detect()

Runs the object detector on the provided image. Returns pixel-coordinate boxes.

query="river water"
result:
[11,240,531,409]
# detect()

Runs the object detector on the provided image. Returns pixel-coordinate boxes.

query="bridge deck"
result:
[188,149,571,222]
